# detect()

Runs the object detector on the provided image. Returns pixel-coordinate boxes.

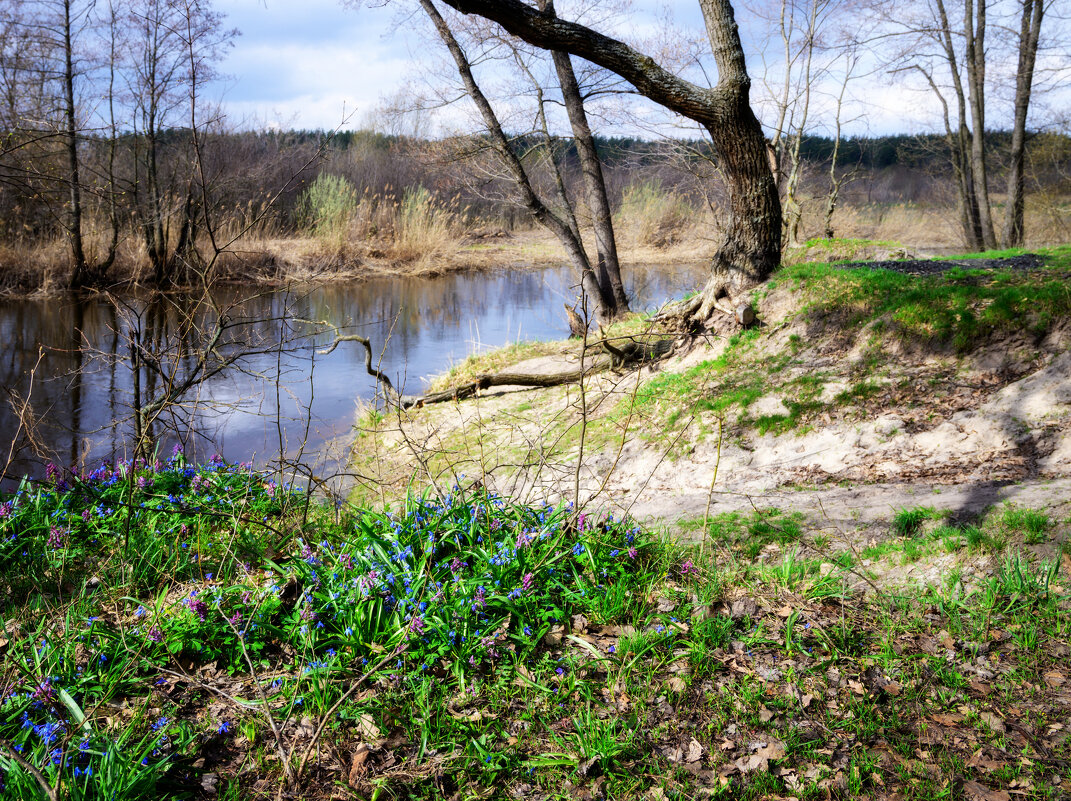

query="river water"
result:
[0,263,707,486]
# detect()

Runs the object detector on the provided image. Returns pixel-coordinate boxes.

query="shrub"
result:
[297,173,357,244]
[390,185,461,264]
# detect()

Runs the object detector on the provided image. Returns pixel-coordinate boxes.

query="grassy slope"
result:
[348,243,1071,499]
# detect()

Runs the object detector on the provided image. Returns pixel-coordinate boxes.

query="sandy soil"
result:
[339,256,1071,567]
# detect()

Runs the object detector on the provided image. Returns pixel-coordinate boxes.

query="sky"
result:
[211,0,952,138]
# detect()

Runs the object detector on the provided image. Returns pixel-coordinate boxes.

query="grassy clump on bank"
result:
[606,245,1071,449]
[775,244,1071,353]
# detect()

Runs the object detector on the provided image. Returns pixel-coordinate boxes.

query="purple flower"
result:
[47,526,67,549]
[147,626,164,643]
[409,616,426,636]
[628,547,638,559]
[186,595,209,622]
[521,572,534,593]
[32,678,56,704]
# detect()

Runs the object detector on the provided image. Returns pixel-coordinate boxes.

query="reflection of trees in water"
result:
[1,264,707,482]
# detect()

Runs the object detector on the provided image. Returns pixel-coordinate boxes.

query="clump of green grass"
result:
[698,507,804,560]
[994,502,1053,544]
[891,505,946,537]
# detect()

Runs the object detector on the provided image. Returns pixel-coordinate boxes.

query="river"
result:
[0,263,707,487]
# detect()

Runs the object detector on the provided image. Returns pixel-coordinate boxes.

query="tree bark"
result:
[1002,0,1043,247]
[444,0,781,311]
[963,0,996,249]
[420,0,610,323]
[62,0,88,287]
[539,0,628,317]
[930,0,984,249]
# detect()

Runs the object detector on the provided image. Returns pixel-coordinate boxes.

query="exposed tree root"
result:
[657,274,757,329]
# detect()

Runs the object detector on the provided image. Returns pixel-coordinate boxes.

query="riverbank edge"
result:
[0,228,719,299]
[343,244,1071,535]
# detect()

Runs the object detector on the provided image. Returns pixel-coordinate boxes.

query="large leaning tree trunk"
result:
[443,0,781,321]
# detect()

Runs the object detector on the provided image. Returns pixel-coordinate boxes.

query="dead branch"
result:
[316,333,398,398]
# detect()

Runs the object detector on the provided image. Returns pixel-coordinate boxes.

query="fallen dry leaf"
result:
[1043,671,1065,689]
[963,780,1011,801]
[347,745,370,788]
[356,713,380,740]
[736,739,786,774]
[686,738,703,763]
[930,712,965,726]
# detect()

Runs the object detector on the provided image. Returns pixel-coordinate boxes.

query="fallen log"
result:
[400,355,612,408]
[318,328,677,409]
[400,337,677,408]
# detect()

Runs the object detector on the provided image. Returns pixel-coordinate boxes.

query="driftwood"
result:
[401,337,674,408]
[400,355,612,408]
[317,333,398,398]
[319,331,675,409]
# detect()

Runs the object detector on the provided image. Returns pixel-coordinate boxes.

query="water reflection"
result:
[0,263,706,485]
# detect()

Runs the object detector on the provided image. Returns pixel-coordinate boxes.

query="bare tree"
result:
[418,0,623,325]
[1001,0,1046,247]
[885,0,1065,250]
[432,0,781,321]
[537,0,628,316]
[122,0,236,286]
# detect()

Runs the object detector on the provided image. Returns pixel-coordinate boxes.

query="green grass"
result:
[892,505,947,537]
[773,244,1071,353]
[8,460,1067,799]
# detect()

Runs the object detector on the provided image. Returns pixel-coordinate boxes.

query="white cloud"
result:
[212,0,1066,137]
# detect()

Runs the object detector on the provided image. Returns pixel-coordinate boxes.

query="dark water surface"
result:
[0,264,706,486]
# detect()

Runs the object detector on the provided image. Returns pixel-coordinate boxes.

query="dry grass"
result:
[4,188,1069,295]
[615,180,701,249]
[387,186,464,267]
[803,195,1071,251]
